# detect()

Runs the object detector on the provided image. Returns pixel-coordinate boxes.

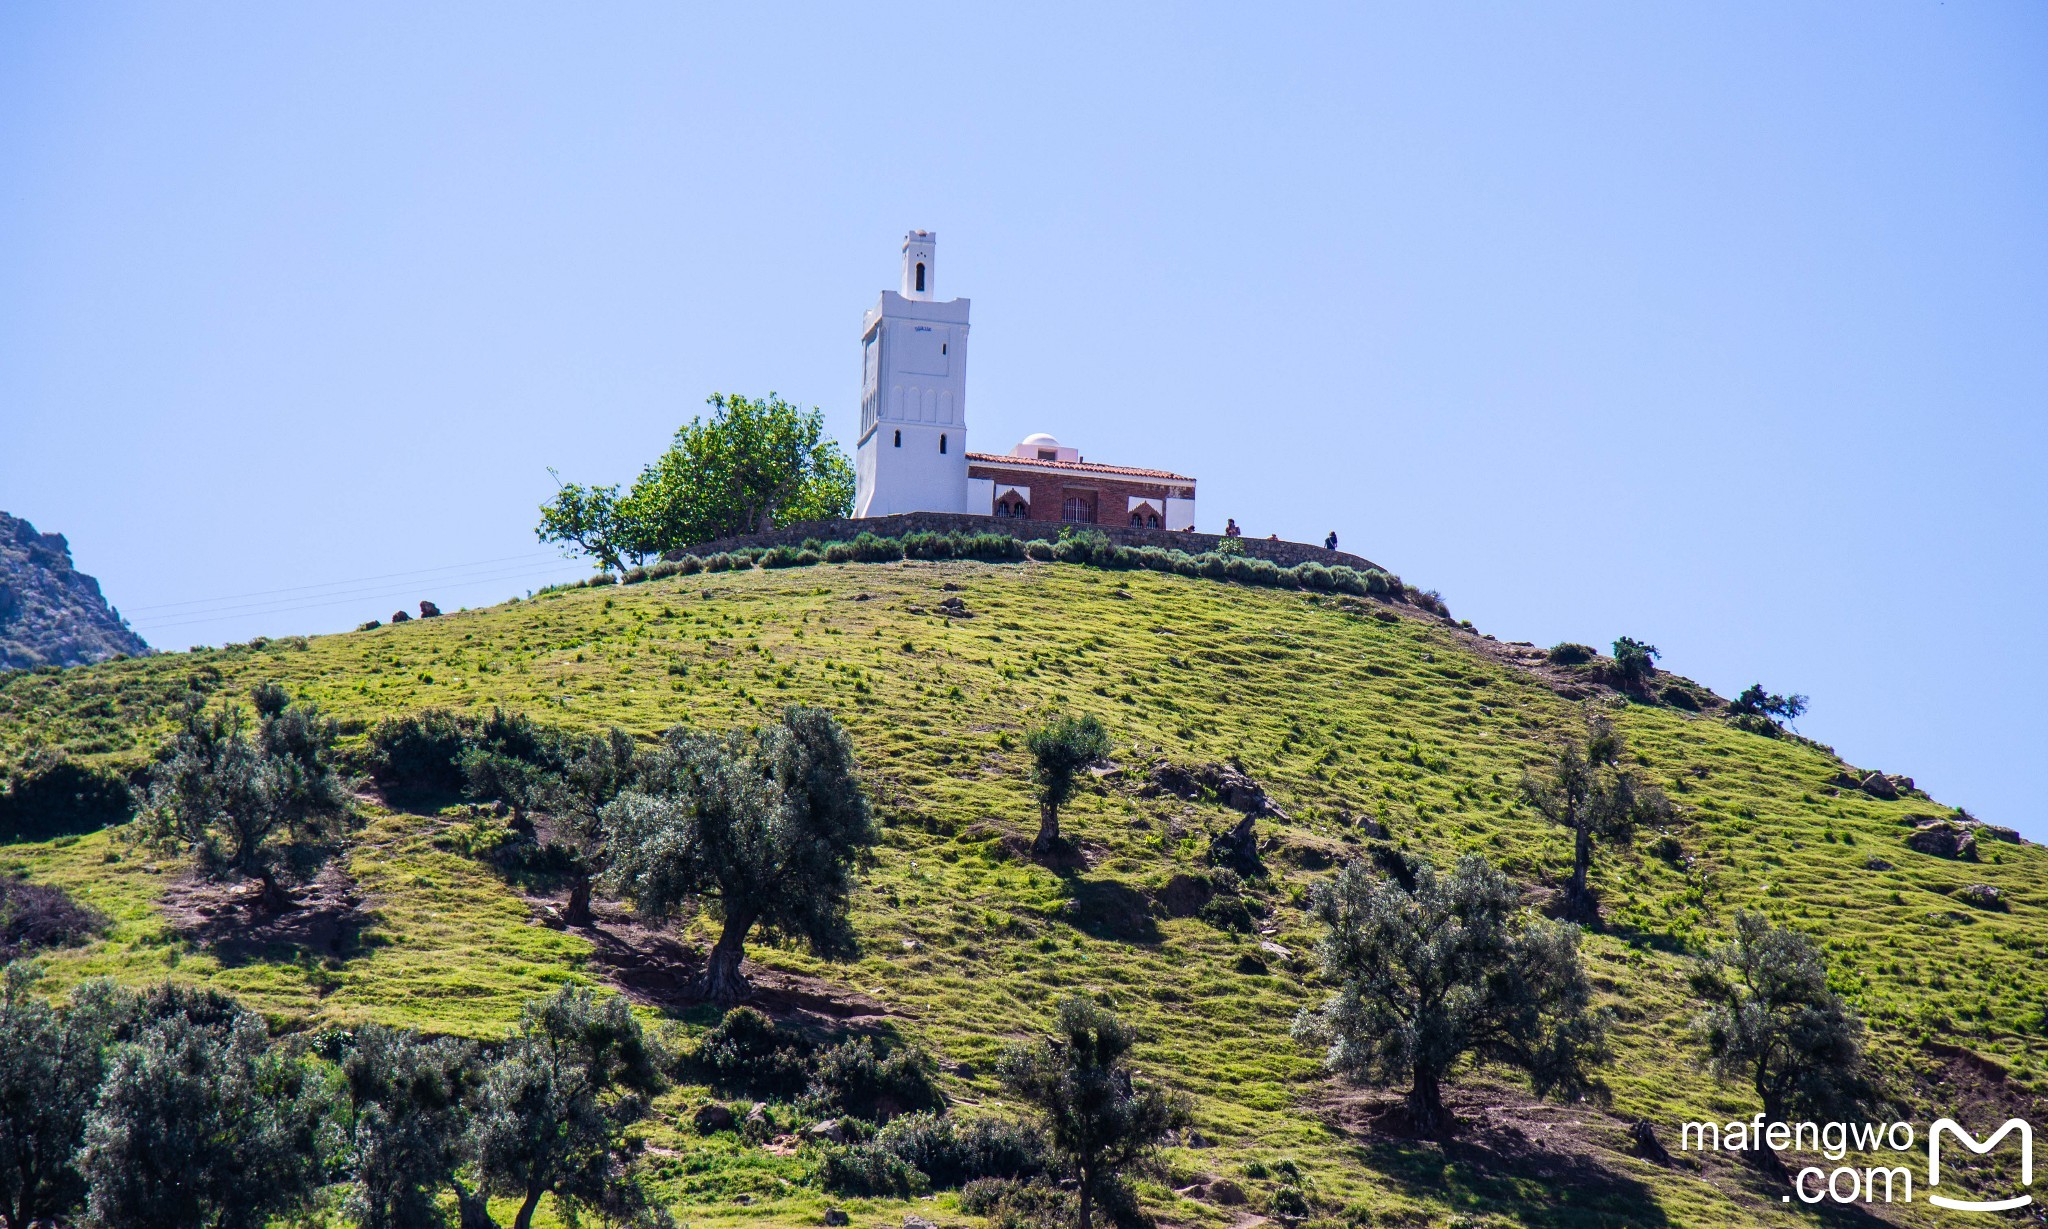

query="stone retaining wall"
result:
[665,512,1389,575]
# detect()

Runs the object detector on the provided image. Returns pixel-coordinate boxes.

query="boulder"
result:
[355,619,381,632]
[1206,1179,1249,1206]
[419,600,442,618]
[1956,884,2007,911]
[1208,815,1261,873]
[1860,772,1900,801]
[746,1101,769,1124]
[1863,857,1895,871]
[1143,760,1286,819]
[807,1118,848,1144]
[390,610,411,623]
[1981,825,2024,845]
[692,1102,735,1133]
[823,1210,850,1226]
[904,1217,939,1229]
[1905,823,1977,861]
[948,1061,977,1080]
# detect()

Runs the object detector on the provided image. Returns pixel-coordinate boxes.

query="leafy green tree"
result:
[339,1024,485,1229]
[1025,714,1111,855]
[1293,854,1609,1136]
[0,965,128,1228]
[138,689,351,910]
[78,984,327,1229]
[1519,717,1673,920]
[468,986,667,1229]
[1691,911,1877,1123]
[538,393,856,568]
[1731,684,1808,726]
[600,707,877,1005]
[997,997,1188,1229]
[535,477,641,573]
[1610,637,1660,688]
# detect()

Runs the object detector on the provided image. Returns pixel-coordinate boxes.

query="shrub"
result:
[759,545,807,569]
[959,1177,1074,1229]
[1023,539,1056,561]
[1611,637,1659,687]
[1546,643,1595,666]
[808,1036,946,1122]
[849,532,905,562]
[647,559,684,580]
[370,710,476,796]
[620,566,650,584]
[585,572,618,587]
[820,1142,928,1197]
[0,876,106,959]
[676,555,704,575]
[0,757,135,843]
[688,1007,814,1098]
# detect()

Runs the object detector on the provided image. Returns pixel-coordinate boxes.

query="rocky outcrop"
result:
[0,512,149,671]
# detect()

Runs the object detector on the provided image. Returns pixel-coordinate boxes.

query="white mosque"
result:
[853,231,1198,531]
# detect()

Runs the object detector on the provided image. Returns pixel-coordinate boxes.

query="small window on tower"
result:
[1037,449,1056,461]
[915,262,926,292]
[941,343,947,354]
[893,430,901,448]
[939,433,948,454]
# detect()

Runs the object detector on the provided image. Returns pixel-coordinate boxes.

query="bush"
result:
[0,875,106,959]
[759,545,808,569]
[689,1007,815,1098]
[960,1177,1074,1229]
[369,710,476,796]
[823,1113,1044,1196]
[0,757,135,843]
[585,572,618,587]
[1547,643,1596,666]
[809,1036,946,1122]
[821,1142,928,1197]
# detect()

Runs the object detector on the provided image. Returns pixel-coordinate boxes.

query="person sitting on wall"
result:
[1224,518,1241,538]
[1325,531,1338,550]
[1268,533,1279,540]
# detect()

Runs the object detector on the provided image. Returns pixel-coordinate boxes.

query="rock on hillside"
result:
[0,512,149,671]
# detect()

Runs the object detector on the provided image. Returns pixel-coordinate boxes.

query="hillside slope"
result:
[2,556,2040,1228]
[0,511,149,671]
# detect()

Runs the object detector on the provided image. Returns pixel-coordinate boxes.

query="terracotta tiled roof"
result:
[965,452,1195,483]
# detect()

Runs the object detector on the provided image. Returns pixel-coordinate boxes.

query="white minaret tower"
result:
[854,230,971,518]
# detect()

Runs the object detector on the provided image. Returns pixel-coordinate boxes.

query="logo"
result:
[1928,1118,2033,1212]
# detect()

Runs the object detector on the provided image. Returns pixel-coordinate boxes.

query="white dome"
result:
[1020,432,1060,447]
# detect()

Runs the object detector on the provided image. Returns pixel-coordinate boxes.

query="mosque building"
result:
[853,231,1197,531]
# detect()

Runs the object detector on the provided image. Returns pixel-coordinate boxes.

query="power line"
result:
[131,563,591,634]
[123,551,571,613]
[129,561,588,627]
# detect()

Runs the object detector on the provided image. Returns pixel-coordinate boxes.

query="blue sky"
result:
[3,5,2043,833]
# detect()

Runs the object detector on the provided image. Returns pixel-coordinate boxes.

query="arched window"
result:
[939,433,947,454]
[893,430,901,448]
[1147,514,1159,528]
[1130,512,1143,527]
[915,262,926,292]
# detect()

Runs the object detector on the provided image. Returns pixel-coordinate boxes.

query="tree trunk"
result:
[512,1186,545,1229]
[1408,1065,1448,1137]
[1076,1168,1094,1229]
[1569,826,1593,919]
[255,868,296,914]
[453,1179,500,1229]
[1033,800,1060,855]
[564,875,593,928]
[700,911,755,1005]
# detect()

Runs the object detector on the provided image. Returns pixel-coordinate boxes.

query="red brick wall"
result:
[970,462,1194,529]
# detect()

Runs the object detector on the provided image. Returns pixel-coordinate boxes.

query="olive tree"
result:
[1691,911,1877,1123]
[998,997,1188,1229]
[600,707,876,1005]
[138,686,351,910]
[468,986,666,1229]
[339,1024,486,1229]
[1520,717,1672,921]
[1025,713,1110,855]
[77,985,326,1229]
[1610,637,1660,689]
[0,964,127,1228]
[1294,854,1609,1136]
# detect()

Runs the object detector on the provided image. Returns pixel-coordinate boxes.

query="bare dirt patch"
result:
[159,856,370,965]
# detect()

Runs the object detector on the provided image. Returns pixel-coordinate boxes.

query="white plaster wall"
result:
[1165,497,1198,532]
[854,285,971,517]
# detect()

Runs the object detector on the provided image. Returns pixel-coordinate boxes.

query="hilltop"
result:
[0,511,150,672]
[1,546,2040,1228]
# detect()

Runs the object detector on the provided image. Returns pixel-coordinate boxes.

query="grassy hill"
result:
[2,553,2041,1228]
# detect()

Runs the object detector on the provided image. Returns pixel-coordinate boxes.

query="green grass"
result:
[3,556,2038,1227]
